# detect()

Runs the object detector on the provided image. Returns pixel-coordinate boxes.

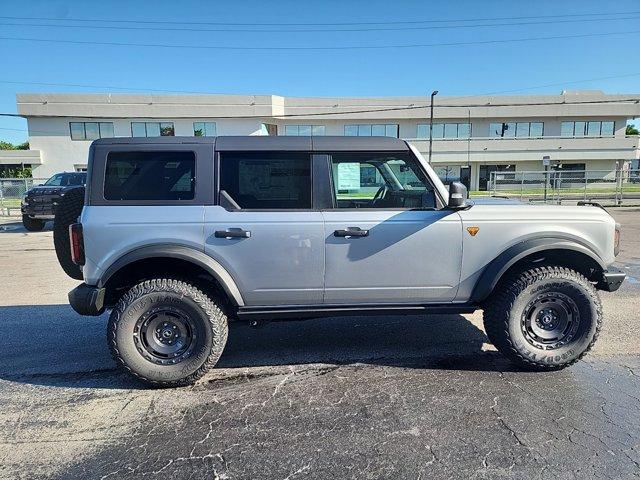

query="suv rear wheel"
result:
[108,279,228,387]
[22,215,45,232]
[483,266,602,370]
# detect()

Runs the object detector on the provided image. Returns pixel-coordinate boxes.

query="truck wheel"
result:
[53,187,84,280]
[108,279,228,387]
[483,266,602,370]
[22,215,45,232]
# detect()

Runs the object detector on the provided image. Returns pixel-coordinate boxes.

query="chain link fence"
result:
[0,178,48,215]
[489,169,640,205]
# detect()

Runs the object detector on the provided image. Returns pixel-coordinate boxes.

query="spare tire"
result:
[54,187,85,280]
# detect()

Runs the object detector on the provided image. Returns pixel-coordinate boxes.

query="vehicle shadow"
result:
[0,304,516,390]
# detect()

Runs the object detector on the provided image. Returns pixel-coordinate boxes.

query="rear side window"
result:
[219,152,311,209]
[104,151,195,201]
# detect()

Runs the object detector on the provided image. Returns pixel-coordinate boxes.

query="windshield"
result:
[44,172,86,187]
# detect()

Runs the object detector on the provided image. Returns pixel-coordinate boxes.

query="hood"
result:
[469,196,523,205]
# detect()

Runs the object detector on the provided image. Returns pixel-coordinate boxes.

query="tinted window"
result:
[104,151,195,201]
[219,152,311,209]
[44,172,86,186]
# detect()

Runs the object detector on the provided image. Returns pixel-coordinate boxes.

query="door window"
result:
[219,152,312,209]
[329,153,437,209]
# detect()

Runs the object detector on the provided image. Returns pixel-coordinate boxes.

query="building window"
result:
[417,123,471,139]
[284,125,326,136]
[260,123,278,136]
[69,122,114,141]
[489,122,543,138]
[219,152,312,209]
[131,122,175,137]
[193,122,216,137]
[344,124,399,137]
[561,121,614,137]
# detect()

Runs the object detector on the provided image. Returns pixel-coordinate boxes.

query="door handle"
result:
[214,229,251,239]
[334,227,369,238]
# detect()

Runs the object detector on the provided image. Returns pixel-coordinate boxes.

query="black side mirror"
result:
[448,182,468,209]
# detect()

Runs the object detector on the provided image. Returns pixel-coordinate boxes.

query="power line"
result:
[2,15,640,33]
[1,29,639,51]
[1,11,638,26]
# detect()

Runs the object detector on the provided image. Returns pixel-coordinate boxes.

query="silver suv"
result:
[66,136,624,387]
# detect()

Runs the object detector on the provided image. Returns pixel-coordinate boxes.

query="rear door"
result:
[203,150,325,306]
[321,151,463,304]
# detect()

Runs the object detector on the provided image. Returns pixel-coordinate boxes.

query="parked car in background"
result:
[21,172,86,231]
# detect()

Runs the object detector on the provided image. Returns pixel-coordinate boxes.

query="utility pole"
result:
[428,90,438,164]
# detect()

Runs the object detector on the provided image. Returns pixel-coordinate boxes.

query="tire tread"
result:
[107,278,228,387]
[483,265,602,370]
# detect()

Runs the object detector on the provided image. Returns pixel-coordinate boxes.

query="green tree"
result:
[626,124,639,135]
[0,140,29,150]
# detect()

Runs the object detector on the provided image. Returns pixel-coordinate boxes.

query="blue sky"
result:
[1,0,639,143]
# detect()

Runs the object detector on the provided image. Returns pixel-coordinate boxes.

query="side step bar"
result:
[236,303,478,321]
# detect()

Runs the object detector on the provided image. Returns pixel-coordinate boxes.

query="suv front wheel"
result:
[483,266,602,370]
[108,279,228,387]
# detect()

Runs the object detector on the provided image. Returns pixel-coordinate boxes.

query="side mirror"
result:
[448,182,468,209]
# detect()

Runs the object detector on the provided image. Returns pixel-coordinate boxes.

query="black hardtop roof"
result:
[91,135,409,152]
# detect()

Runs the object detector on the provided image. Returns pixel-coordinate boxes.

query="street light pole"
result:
[428,90,438,164]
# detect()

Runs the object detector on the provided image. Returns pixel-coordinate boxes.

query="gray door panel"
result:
[322,210,462,303]
[203,207,324,306]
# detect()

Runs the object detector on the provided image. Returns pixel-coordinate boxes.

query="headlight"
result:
[21,193,28,205]
[614,223,621,256]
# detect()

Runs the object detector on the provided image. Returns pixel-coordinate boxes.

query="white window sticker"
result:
[337,163,361,190]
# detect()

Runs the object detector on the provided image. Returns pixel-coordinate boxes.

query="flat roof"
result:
[16,92,640,120]
[92,135,409,151]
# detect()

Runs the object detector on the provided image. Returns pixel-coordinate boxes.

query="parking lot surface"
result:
[0,209,639,479]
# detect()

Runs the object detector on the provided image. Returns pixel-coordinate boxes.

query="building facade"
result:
[11,91,640,191]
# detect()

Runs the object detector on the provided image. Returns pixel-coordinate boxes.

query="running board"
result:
[236,303,478,321]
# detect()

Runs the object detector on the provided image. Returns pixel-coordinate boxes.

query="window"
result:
[601,121,615,136]
[329,152,437,209]
[489,122,543,138]
[344,124,399,138]
[69,122,114,141]
[260,123,278,136]
[219,152,311,209]
[560,121,615,137]
[193,122,217,137]
[419,123,470,139]
[104,151,195,201]
[529,122,544,137]
[131,122,175,137]
[284,125,326,136]
[44,172,86,186]
[489,122,515,138]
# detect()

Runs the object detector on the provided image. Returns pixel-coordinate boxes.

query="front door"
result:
[322,151,463,304]
[204,151,324,306]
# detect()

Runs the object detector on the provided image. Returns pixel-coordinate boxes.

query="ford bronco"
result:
[21,171,86,231]
[64,136,624,387]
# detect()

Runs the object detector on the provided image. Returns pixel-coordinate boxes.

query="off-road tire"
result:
[53,187,84,280]
[22,215,45,232]
[483,266,602,370]
[108,279,228,387]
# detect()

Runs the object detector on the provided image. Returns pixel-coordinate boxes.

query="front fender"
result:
[470,237,605,302]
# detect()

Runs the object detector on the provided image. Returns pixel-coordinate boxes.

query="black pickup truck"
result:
[21,172,86,231]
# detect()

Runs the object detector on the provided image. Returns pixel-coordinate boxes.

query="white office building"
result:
[5,91,640,191]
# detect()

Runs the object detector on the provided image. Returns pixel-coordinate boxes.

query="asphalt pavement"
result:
[0,209,639,479]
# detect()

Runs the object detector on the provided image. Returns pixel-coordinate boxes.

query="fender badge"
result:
[467,226,479,237]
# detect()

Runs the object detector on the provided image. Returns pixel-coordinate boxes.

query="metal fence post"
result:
[520,172,524,200]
